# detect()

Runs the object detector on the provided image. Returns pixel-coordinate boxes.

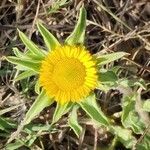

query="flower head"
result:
[39,45,97,104]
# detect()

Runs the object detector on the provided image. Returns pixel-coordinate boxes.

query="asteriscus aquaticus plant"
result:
[7,7,127,140]
[7,7,99,123]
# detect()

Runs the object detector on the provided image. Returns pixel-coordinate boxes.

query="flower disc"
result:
[39,45,97,104]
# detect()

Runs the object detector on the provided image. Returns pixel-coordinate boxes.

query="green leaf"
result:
[24,123,52,132]
[96,52,127,65]
[0,117,16,132]
[121,95,145,134]
[13,47,28,59]
[79,94,109,126]
[6,56,41,72]
[6,123,52,150]
[15,65,30,71]
[35,80,41,94]
[97,70,118,92]
[65,7,87,45]
[37,22,60,50]
[99,70,118,83]
[136,134,150,150]
[143,100,150,112]
[6,141,24,150]
[52,102,73,124]
[6,135,37,150]
[25,50,47,61]
[68,105,82,137]
[24,90,54,125]
[18,30,45,58]
[110,126,136,149]
[13,47,44,61]
[14,70,37,81]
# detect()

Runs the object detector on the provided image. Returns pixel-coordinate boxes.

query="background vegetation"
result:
[0,0,150,149]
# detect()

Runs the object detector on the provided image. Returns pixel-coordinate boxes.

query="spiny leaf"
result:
[13,47,45,61]
[6,56,41,72]
[65,7,87,45]
[35,80,41,94]
[18,29,45,58]
[13,47,28,59]
[37,22,60,50]
[52,102,73,124]
[14,70,37,81]
[79,94,109,126]
[68,105,82,137]
[24,90,54,125]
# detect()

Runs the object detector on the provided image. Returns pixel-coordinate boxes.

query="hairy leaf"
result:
[110,126,136,148]
[121,95,145,134]
[24,90,54,125]
[68,105,82,137]
[18,30,45,58]
[65,7,86,45]
[14,70,37,81]
[79,94,109,126]
[37,22,60,50]
[6,56,41,72]
[52,102,73,124]
[97,52,127,65]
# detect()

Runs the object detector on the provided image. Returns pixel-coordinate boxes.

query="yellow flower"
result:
[39,45,97,104]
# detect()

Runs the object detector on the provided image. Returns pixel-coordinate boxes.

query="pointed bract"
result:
[65,7,87,45]
[37,22,60,50]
